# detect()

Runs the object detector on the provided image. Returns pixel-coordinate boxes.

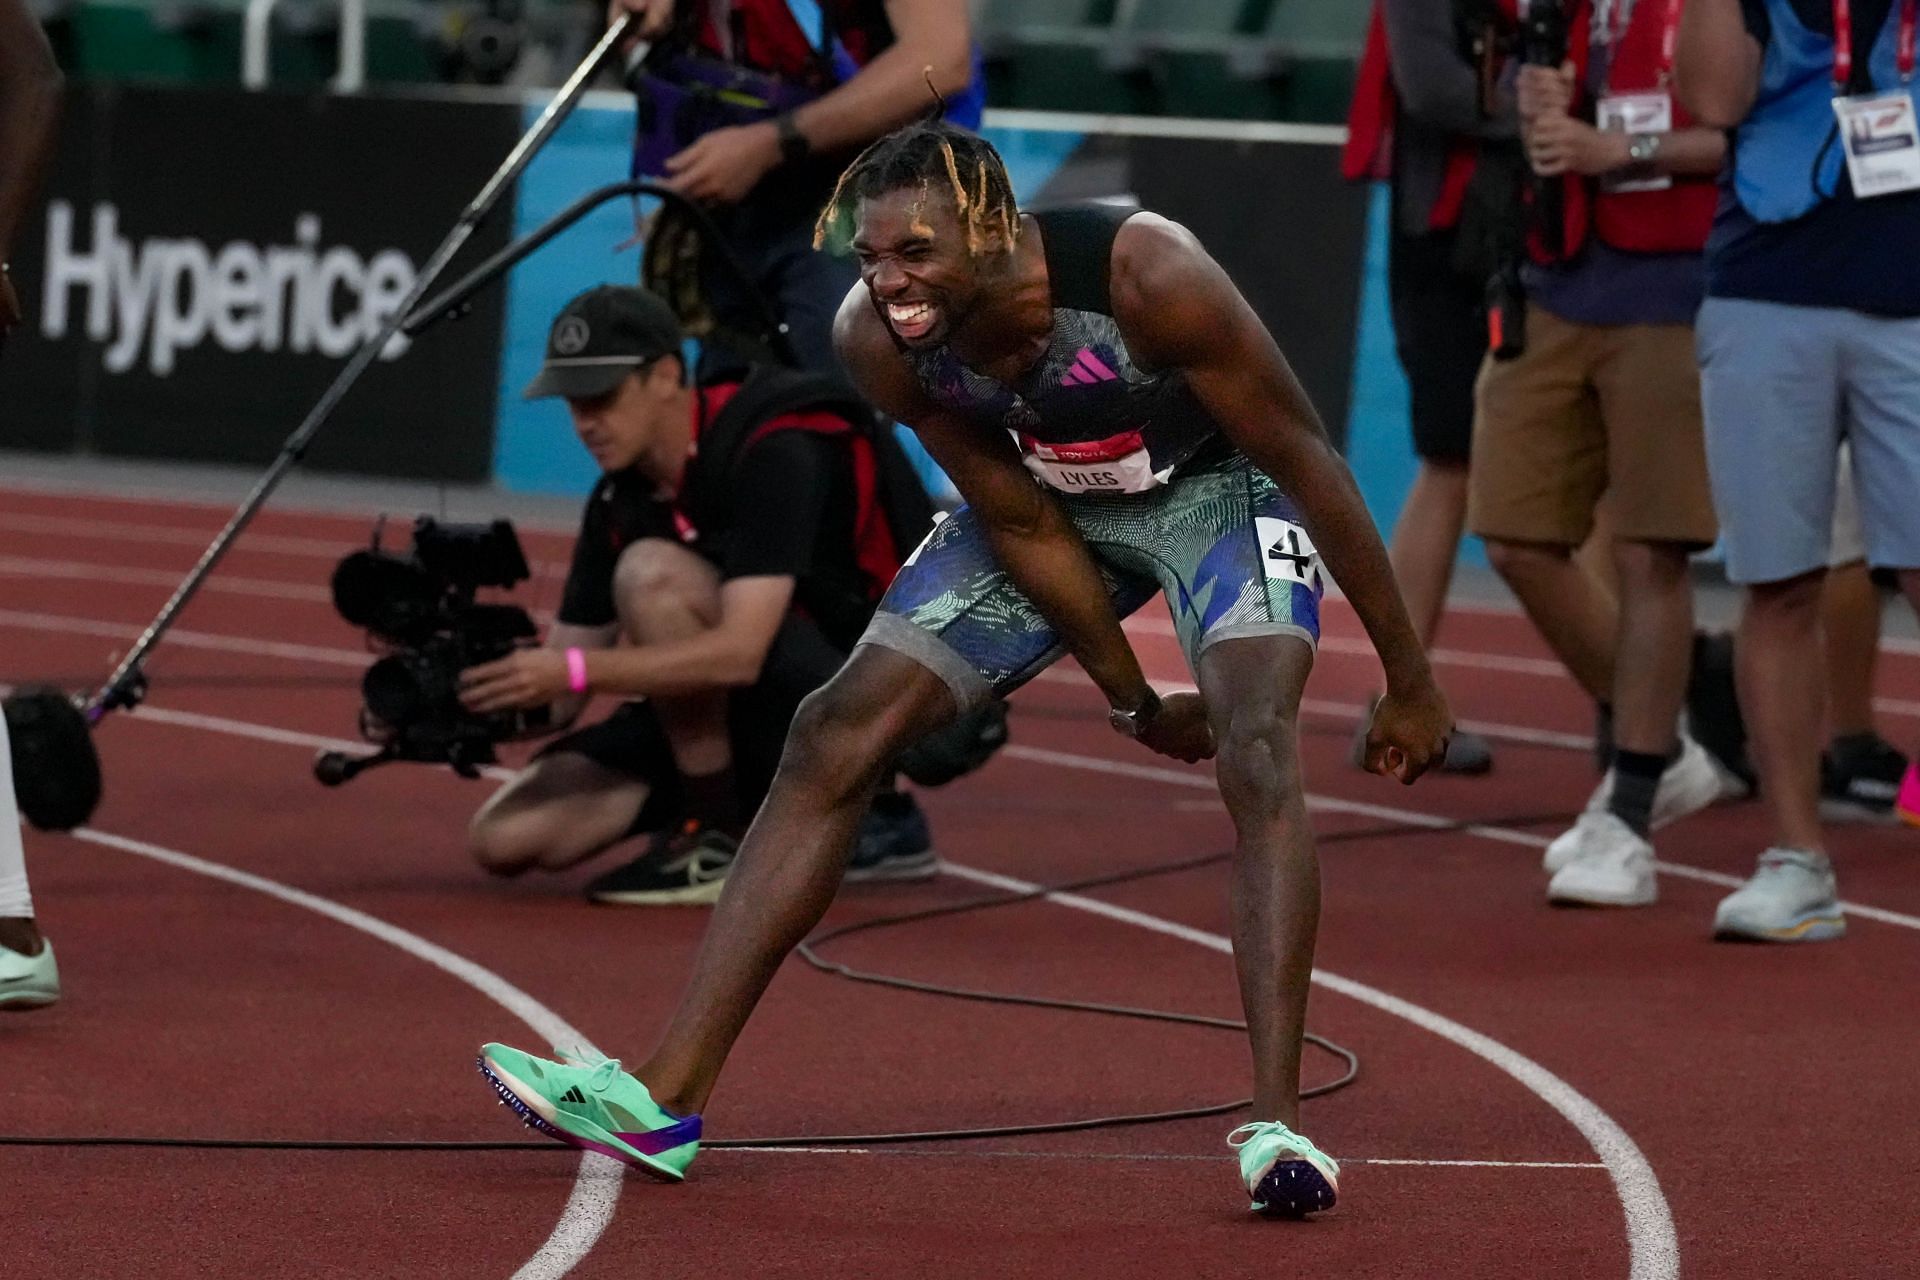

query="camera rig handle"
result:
[84,18,642,723]
[398,179,797,368]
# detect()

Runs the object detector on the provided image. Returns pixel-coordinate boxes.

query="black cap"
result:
[521,285,684,401]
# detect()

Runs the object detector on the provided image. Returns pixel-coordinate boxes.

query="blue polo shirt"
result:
[1706,0,1920,316]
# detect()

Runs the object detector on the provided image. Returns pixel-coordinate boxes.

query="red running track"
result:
[3,483,1919,1279]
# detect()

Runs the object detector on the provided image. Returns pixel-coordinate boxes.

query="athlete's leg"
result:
[634,645,958,1112]
[1197,634,1317,1126]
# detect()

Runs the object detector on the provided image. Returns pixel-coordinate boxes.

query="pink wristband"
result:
[564,647,590,694]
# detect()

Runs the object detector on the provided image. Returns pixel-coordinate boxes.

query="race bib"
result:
[1596,92,1673,193]
[1833,91,1920,199]
[1019,432,1172,495]
[1255,516,1323,591]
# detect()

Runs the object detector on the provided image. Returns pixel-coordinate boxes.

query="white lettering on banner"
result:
[39,201,418,377]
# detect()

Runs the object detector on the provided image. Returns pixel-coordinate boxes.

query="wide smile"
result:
[885,300,939,342]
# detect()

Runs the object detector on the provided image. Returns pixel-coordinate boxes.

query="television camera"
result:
[315,516,547,785]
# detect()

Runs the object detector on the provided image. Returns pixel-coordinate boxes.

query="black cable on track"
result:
[0,811,1573,1153]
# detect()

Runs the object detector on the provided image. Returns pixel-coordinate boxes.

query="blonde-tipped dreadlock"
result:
[812,120,1022,257]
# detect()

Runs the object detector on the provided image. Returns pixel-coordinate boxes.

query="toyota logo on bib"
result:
[553,316,590,355]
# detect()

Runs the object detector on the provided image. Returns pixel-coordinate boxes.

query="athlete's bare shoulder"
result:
[832,280,930,422]
[1107,211,1248,370]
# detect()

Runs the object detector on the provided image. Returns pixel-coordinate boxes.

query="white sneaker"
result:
[0,938,60,1010]
[1713,848,1846,943]
[1546,813,1657,906]
[1578,735,1738,841]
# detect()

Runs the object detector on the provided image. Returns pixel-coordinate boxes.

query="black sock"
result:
[1828,730,1885,771]
[1607,749,1668,839]
[680,765,745,839]
[1593,702,1616,774]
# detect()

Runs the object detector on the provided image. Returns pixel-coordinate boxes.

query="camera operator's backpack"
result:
[682,365,937,600]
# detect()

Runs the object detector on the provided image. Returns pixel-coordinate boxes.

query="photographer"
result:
[1464,0,1737,907]
[462,285,935,903]
[614,0,977,376]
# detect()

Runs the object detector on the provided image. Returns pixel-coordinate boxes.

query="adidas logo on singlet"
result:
[1059,347,1120,387]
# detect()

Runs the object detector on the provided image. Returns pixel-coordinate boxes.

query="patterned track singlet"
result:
[858,204,1325,711]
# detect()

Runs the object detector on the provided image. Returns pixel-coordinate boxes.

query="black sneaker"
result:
[1686,630,1756,794]
[846,791,937,883]
[585,824,737,905]
[1820,734,1910,822]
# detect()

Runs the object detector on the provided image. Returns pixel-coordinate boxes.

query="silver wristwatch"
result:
[1108,690,1161,740]
[1626,132,1662,165]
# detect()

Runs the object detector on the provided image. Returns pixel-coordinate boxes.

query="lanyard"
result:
[1597,0,1683,89]
[1833,0,1919,90]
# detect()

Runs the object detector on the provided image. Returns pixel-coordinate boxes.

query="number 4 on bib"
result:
[1256,517,1322,590]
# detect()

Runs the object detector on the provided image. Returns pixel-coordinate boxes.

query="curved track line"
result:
[66,827,620,1280]
[943,862,1679,1280]
[89,706,1679,1276]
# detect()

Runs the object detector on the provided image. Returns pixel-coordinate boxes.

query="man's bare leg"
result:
[1390,461,1469,650]
[1483,538,1619,702]
[614,540,731,782]
[636,646,960,1113]
[468,754,653,875]
[1823,561,1882,738]
[1608,540,1694,758]
[1198,634,1317,1128]
[1741,571,1827,854]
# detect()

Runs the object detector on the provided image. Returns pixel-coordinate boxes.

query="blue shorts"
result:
[858,448,1324,712]
[1699,297,1920,583]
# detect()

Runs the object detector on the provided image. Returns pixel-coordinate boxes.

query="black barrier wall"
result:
[0,86,523,482]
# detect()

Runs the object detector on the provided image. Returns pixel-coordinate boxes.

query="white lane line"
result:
[0,554,330,602]
[0,608,367,667]
[66,826,618,1280]
[716,1148,1603,1168]
[8,599,1912,927]
[0,511,570,578]
[941,861,1677,1280]
[102,702,1666,1274]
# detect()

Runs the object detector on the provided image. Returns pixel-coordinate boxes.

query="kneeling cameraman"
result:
[462,285,938,904]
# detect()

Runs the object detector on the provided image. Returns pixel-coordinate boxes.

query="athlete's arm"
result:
[0,0,62,330]
[1109,215,1447,779]
[459,577,795,713]
[834,291,1211,762]
[1674,0,1762,128]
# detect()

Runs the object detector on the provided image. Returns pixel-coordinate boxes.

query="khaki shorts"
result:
[1467,304,1717,548]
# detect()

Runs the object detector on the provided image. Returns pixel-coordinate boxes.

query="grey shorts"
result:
[859,449,1324,713]
[1698,297,1920,584]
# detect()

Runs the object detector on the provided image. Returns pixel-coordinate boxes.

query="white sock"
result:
[0,711,36,919]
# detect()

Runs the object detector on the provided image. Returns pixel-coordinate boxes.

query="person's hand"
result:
[661,122,784,205]
[1,271,21,332]
[1359,681,1452,785]
[1525,113,1632,177]
[459,648,569,715]
[1516,61,1576,122]
[1136,691,1217,764]
[605,0,676,48]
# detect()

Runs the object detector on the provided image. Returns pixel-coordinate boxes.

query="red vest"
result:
[1341,0,1481,231]
[1535,0,1717,260]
